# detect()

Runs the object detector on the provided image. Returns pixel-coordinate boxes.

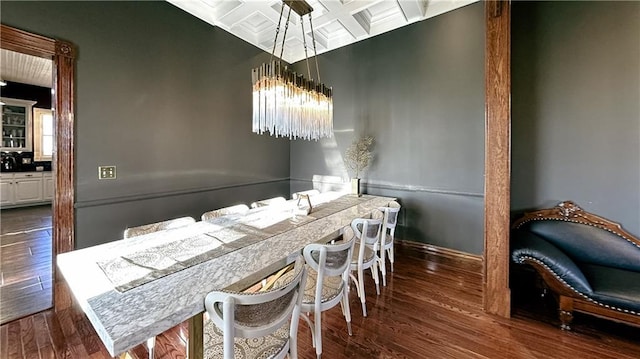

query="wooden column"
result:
[53,40,76,257]
[483,0,511,317]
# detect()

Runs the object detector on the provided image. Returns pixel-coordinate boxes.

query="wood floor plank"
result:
[69,304,110,358]
[55,308,91,358]
[19,316,40,358]
[6,319,23,358]
[0,324,8,358]
[126,343,148,359]
[0,231,52,247]
[43,310,72,359]
[1,230,52,244]
[1,267,53,286]
[158,325,188,358]
[32,313,53,351]
[0,246,52,263]
[38,344,56,359]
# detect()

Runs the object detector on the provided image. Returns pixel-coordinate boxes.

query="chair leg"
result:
[146,336,155,359]
[315,309,323,358]
[357,268,367,317]
[559,296,574,331]
[348,273,361,298]
[341,288,353,336]
[290,323,299,359]
[379,245,387,287]
[388,245,395,273]
[371,262,380,296]
[301,313,317,349]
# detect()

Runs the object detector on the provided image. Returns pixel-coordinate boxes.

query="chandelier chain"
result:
[279,6,293,61]
[269,1,286,64]
[309,12,321,84]
[300,16,312,80]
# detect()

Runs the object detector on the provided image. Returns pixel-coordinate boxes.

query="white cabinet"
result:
[14,172,43,204]
[1,98,36,152]
[0,175,13,205]
[0,172,51,208]
[43,173,54,200]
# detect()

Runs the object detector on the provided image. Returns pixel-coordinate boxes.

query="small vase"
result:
[351,178,361,197]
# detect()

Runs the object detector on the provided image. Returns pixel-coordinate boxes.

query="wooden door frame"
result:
[1,25,76,308]
[483,0,511,317]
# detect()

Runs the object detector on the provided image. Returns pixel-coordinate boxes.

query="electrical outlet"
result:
[98,166,116,180]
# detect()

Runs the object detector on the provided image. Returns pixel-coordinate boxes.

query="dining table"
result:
[56,193,395,358]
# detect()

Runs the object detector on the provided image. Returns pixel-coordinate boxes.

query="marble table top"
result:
[57,194,394,357]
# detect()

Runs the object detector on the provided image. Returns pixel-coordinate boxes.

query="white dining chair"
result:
[123,216,196,359]
[203,257,307,359]
[250,196,287,209]
[201,204,250,221]
[349,216,382,317]
[377,201,401,286]
[299,234,355,358]
[123,216,196,239]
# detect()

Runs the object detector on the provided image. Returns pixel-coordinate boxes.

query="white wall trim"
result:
[75,178,290,208]
[290,177,484,198]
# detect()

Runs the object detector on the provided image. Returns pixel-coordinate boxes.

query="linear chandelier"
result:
[251,0,333,141]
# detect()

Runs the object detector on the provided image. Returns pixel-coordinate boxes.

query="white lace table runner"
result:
[97,195,372,292]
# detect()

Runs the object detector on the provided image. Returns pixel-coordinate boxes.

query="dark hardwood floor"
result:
[2,241,639,358]
[0,205,53,325]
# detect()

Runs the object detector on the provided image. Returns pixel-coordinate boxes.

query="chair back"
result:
[303,235,355,279]
[379,201,401,235]
[201,204,250,221]
[351,217,382,247]
[123,216,195,238]
[205,257,307,359]
[250,196,287,209]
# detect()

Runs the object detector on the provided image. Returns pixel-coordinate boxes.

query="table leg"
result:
[188,312,204,359]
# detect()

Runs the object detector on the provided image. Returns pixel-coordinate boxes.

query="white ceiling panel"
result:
[167,0,478,63]
[0,49,52,88]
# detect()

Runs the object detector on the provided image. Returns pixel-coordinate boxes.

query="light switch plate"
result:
[98,166,116,180]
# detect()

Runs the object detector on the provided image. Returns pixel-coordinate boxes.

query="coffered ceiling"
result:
[167,0,477,63]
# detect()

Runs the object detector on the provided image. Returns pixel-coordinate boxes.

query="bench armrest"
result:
[512,230,593,295]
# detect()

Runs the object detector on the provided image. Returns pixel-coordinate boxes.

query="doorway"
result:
[0,24,76,317]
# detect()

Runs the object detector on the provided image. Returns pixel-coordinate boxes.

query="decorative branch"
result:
[345,136,374,179]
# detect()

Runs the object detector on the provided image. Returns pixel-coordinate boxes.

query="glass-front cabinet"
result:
[1,97,36,152]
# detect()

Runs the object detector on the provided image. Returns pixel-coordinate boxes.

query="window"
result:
[34,108,54,161]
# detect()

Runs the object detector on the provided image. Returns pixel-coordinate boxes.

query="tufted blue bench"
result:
[511,201,640,330]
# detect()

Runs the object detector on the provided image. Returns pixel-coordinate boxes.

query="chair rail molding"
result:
[290,177,484,198]
[75,177,291,208]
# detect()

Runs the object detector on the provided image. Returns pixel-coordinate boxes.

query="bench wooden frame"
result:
[512,201,640,330]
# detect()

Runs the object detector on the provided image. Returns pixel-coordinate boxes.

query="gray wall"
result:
[512,1,640,236]
[290,3,486,254]
[1,1,291,248]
